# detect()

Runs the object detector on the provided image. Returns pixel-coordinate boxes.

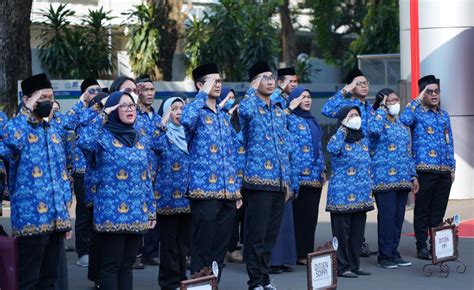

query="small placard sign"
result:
[180,275,216,290]
[307,240,337,290]
[431,224,458,264]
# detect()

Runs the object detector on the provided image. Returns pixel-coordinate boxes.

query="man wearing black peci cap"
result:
[400,75,455,260]
[239,62,296,290]
[270,67,298,108]
[181,63,242,281]
[2,73,73,289]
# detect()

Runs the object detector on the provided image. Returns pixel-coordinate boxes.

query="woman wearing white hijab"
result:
[151,97,191,290]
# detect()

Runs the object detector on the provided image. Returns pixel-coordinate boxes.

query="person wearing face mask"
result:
[400,75,455,260]
[77,91,156,290]
[239,61,296,290]
[326,106,374,278]
[369,88,419,269]
[286,87,326,266]
[181,63,241,280]
[2,73,73,290]
[150,97,191,290]
[322,68,377,257]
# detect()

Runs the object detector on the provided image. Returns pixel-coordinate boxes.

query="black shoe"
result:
[281,265,293,272]
[141,257,160,266]
[392,256,412,267]
[417,248,432,260]
[64,245,75,252]
[133,259,145,269]
[377,259,398,269]
[269,266,283,274]
[338,271,358,278]
[360,242,372,257]
[352,269,371,275]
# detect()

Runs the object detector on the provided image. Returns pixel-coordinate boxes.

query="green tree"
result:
[37,4,114,79]
[184,0,280,81]
[124,3,161,79]
[37,3,75,79]
[307,0,367,66]
[82,7,114,78]
[344,0,399,70]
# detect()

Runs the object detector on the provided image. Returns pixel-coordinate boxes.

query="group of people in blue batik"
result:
[0,61,454,290]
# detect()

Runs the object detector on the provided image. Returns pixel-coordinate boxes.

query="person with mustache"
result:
[400,75,456,260]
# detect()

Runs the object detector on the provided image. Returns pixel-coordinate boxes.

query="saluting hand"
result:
[200,77,215,95]
[416,87,427,103]
[342,80,357,95]
[288,94,305,111]
[250,75,263,90]
[218,93,232,108]
[103,103,120,115]
[160,108,172,126]
[24,89,43,111]
[280,79,290,91]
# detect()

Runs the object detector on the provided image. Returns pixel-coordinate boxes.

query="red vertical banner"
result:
[410,0,420,99]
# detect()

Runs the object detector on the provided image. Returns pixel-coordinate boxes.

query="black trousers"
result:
[190,199,236,278]
[55,243,69,290]
[98,233,142,290]
[330,211,366,274]
[88,208,101,283]
[293,186,322,258]
[229,205,245,252]
[414,172,452,251]
[243,190,285,289]
[375,190,409,261]
[17,232,64,290]
[74,174,93,258]
[143,222,160,258]
[158,214,192,290]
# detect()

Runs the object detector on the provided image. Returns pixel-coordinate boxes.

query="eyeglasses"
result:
[87,88,102,95]
[356,81,370,87]
[425,88,440,95]
[261,75,276,82]
[122,87,137,94]
[118,103,137,111]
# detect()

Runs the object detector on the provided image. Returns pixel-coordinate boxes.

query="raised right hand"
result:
[24,90,42,111]
[200,77,215,95]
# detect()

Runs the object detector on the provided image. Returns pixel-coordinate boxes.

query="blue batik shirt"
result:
[181,91,241,200]
[151,130,190,215]
[3,109,72,236]
[321,90,374,136]
[78,113,156,233]
[400,100,455,174]
[239,88,294,193]
[326,127,374,213]
[287,114,325,191]
[368,109,416,192]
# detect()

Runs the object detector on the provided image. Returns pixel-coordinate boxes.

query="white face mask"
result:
[344,116,362,130]
[387,103,400,116]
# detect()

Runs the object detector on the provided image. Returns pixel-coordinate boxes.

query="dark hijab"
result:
[103,91,138,147]
[337,105,364,143]
[288,87,322,160]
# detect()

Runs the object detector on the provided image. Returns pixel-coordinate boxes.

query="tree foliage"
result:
[36,4,114,79]
[184,0,280,81]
